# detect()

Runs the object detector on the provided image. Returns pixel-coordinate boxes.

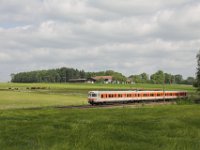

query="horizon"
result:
[9,67,195,81]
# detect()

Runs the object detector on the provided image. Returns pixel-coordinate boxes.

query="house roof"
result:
[92,76,113,80]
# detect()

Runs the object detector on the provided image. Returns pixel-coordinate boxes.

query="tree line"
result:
[11,68,86,83]
[129,70,195,85]
[11,67,195,85]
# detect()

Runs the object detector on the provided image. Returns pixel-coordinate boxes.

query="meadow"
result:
[0,83,199,150]
[1,105,200,150]
[0,83,196,109]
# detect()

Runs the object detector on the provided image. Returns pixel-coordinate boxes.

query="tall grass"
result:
[0,105,200,150]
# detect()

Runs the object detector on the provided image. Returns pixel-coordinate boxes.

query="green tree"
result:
[196,50,200,91]
[150,70,164,84]
[164,73,172,84]
[140,73,149,83]
[174,74,183,84]
[186,77,195,85]
[129,73,149,83]
[129,75,141,83]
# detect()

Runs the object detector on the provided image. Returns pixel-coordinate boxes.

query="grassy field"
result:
[0,82,195,92]
[0,105,200,150]
[0,83,199,150]
[0,83,196,109]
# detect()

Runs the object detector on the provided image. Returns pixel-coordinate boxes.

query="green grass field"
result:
[0,83,199,150]
[1,105,200,150]
[0,83,196,109]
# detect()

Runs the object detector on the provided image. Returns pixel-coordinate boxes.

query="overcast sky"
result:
[0,0,200,81]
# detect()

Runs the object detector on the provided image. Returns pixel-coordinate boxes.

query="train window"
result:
[91,93,97,97]
[127,94,131,97]
[101,94,103,98]
[143,94,147,97]
[150,93,154,97]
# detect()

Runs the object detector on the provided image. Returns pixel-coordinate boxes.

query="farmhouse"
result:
[92,76,113,84]
[68,76,113,84]
[68,78,96,84]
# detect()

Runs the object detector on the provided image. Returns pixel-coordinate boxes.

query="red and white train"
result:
[88,90,187,105]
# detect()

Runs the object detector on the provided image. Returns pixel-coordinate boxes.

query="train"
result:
[88,90,187,105]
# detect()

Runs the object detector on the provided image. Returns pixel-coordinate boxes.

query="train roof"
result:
[89,90,187,93]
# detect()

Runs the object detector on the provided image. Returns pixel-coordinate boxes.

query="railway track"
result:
[56,101,176,109]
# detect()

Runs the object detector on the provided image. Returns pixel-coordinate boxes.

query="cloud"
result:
[0,0,199,81]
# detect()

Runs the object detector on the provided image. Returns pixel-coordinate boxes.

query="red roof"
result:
[92,76,113,80]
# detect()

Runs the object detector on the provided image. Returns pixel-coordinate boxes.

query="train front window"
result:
[92,94,97,97]
[89,93,97,97]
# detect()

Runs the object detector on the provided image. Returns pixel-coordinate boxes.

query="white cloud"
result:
[0,0,199,81]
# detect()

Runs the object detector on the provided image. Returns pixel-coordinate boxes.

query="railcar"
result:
[88,90,187,105]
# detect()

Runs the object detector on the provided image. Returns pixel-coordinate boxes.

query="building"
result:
[68,76,113,84]
[68,78,87,83]
[68,78,96,84]
[92,76,113,84]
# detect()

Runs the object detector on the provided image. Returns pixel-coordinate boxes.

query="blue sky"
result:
[0,0,199,81]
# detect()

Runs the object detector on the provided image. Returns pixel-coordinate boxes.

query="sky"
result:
[0,0,200,82]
